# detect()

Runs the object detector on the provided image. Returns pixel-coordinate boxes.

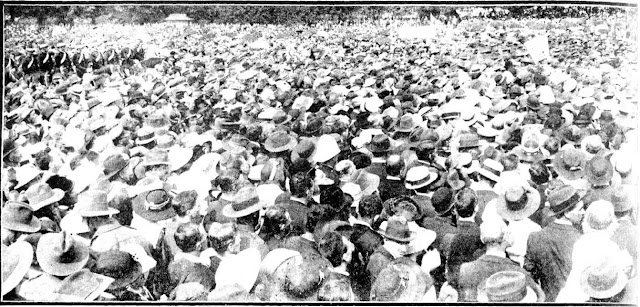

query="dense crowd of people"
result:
[1,12,637,302]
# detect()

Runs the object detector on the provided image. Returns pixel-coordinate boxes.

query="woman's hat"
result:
[477,271,540,302]
[24,183,65,211]
[1,201,41,233]
[142,148,170,167]
[552,147,587,180]
[91,245,156,290]
[547,185,587,216]
[496,184,541,221]
[585,155,614,186]
[264,130,297,153]
[2,241,34,295]
[132,189,176,222]
[405,165,438,190]
[368,134,392,153]
[580,255,628,299]
[75,190,119,217]
[36,231,90,277]
[370,257,432,301]
[222,186,264,218]
[101,153,129,179]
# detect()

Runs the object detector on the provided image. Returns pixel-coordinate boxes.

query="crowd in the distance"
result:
[1,13,637,302]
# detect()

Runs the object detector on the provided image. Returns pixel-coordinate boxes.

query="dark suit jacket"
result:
[523,222,581,302]
[378,177,406,202]
[367,245,394,284]
[458,254,533,301]
[446,220,485,289]
[412,194,437,220]
[349,223,384,301]
[364,161,387,182]
[278,199,309,236]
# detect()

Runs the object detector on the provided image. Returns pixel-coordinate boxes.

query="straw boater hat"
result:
[496,184,541,221]
[546,185,588,217]
[2,241,34,296]
[405,165,439,190]
[222,186,264,218]
[584,155,614,186]
[36,231,90,277]
[24,183,65,211]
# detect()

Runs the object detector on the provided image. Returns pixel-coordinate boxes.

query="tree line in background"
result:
[4,5,635,26]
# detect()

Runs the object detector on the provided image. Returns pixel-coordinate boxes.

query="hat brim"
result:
[495,187,541,221]
[36,236,90,277]
[136,136,156,145]
[2,241,34,296]
[1,215,42,233]
[580,266,628,299]
[378,230,417,243]
[222,202,264,218]
[29,188,66,211]
[512,147,547,163]
[264,138,297,153]
[132,194,177,222]
[103,161,130,180]
[547,189,588,217]
[405,172,439,190]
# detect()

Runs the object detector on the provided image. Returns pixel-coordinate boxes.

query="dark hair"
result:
[499,153,519,172]
[306,203,335,233]
[318,231,346,267]
[543,137,561,155]
[260,206,292,238]
[454,188,477,218]
[173,190,198,217]
[174,223,202,253]
[109,195,133,227]
[236,210,260,228]
[318,275,353,301]
[290,172,311,198]
[358,194,383,219]
[529,161,550,185]
[385,155,405,177]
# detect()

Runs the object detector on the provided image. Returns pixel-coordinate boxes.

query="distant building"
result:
[164,14,193,24]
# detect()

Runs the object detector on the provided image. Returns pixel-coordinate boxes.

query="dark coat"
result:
[349,223,384,301]
[446,220,485,289]
[523,222,581,302]
[411,194,437,220]
[367,245,394,284]
[377,177,406,202]
[458,254,539,302]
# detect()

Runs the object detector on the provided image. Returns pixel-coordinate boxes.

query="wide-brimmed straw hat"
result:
[547,185,588,216]
[36,231,90,277]
[222,186,264,218]
[24,183,65,211]
[2,241,34,295]
[1,201,41,233]
[496,184,541,221]
[584,155,614,186]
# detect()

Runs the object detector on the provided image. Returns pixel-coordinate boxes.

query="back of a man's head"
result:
[385,154,405,177]
[454,188,477,218]
[175,222,202,253]
[358,194,383,220]
[480,219,507,246]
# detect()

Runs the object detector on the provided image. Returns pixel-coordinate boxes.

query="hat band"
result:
[506,192,528,211]
[138,133,155,142]
[144,198,170,211]
[481,164,501,177]
[553,192,582,213]
[406,173,434,188]
[232,196,260,212]
[488,286,528,302]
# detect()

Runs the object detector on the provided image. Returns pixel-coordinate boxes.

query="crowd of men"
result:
[1,12,637,302]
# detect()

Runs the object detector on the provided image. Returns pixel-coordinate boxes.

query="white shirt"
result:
[505,218,541,266]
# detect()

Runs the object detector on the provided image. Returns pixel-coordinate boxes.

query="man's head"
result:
[454,188,478,218]
[207,222,236,253]
[357,194,383,220]
[174,222,202,253]
[318,231,355,267]
[385,154,405,177]
[480,219,509,250]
